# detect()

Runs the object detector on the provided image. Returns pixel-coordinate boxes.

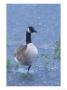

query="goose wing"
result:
[14,45,27,60]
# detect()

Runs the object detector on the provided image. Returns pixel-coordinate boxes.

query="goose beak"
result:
[34,30,37,33]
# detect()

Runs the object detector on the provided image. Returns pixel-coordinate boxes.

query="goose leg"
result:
[28,65,31,71]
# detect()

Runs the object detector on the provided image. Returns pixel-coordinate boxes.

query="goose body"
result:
[26,43,38,59]
[14,43,38,65]
[14,26,38,71]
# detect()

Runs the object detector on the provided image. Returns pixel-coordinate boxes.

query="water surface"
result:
[7,4,60,86]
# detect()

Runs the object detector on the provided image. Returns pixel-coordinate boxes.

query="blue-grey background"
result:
[7,4,60,86]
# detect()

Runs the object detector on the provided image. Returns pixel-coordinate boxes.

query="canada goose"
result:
[14,26,38,72]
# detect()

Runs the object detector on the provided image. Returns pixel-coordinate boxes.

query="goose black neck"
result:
[26,31,32,44]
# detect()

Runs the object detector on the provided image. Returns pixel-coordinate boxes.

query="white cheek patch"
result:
[27,28,30,33]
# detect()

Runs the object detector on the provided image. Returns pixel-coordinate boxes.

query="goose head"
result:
[27,26,37,33]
